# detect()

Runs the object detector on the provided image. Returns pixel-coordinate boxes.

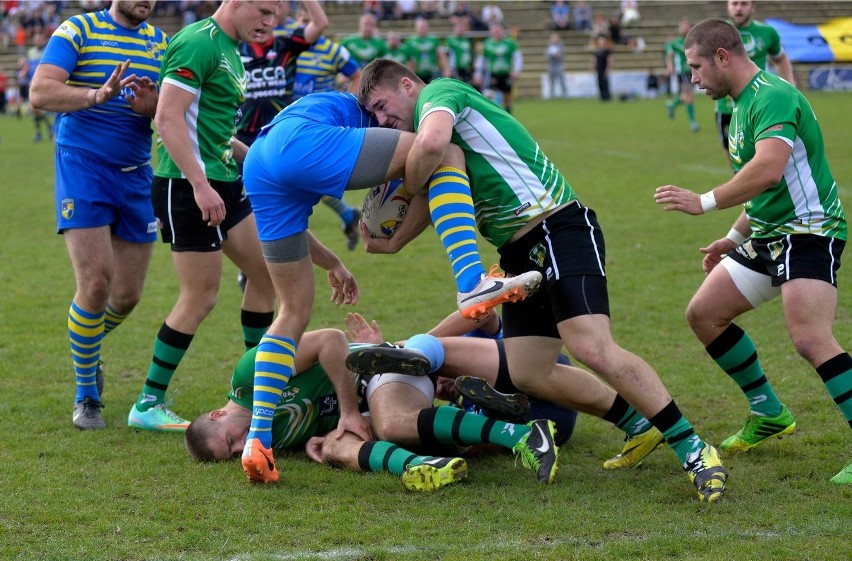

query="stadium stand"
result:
[1,1,849,104]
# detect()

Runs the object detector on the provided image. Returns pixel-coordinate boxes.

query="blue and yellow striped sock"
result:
[103,303,128,336]
[249,334,297,449]
[428,167,485,293]
[69,301,104,403]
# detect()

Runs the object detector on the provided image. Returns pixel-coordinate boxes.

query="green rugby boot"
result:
[720,405,796,452]
[513,419,559,484]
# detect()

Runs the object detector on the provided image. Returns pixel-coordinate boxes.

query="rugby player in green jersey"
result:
[358,59,728,502]
[715,1,795,169]
[655,18,851,486]
[185,328,560,490]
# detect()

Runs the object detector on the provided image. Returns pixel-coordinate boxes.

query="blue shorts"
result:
[55,147,157,243]
[244,118,367,241]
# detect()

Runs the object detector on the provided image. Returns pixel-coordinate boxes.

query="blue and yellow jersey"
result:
[40,9,168,167]
[293,36,359,100]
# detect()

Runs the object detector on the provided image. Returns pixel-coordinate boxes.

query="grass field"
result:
[1,92,850,561]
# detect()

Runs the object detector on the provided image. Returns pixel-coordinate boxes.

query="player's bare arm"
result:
[155,83,226,226]
[654,136,791,214]
[404,111,453,194]
[31,59,133,113]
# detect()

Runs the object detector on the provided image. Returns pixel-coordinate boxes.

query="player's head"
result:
[358,59,424,132]
[684,19,746,100]
[414,16,429,36]
[489,22,505,40]
[727,0,756,28]
[224,0,280,43]
[359,12,378,37]
[110,1,154,27]
[184,409,248,462]
[678,18,692,37]
[452,15,469,34]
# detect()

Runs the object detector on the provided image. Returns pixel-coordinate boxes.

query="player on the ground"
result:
[185,328,559,490]
[654,18,851,486]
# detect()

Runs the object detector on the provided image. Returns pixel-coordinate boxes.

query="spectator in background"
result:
[646,67,659,98]
[589,12,609,45]
[481,3,503,26]
[573,1,592,32]
[545,33,567,99]
[591,34,612,101]
[620,0,641,27]
[551,0,571,31]
[396,0,418,21]
[0,68,7,115]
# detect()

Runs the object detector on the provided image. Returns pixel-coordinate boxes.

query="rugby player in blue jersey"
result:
[31,0,168,430]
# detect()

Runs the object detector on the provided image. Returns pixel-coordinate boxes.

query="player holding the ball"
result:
[240,90,540,483]
[358,59,728,502]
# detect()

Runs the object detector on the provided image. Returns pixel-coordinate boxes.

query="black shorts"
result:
[151,176,253,252]
[716,111,732,150]
[727,233,844,287]
[498,202,610,338]
[675,72,691,95]
[490,74,513,93]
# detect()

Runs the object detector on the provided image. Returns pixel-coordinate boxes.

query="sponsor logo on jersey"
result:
[421,101,432,112]
[61,198,74,219]
[514,201,531,216]
[100,40,119,47]
[764,124,783,133]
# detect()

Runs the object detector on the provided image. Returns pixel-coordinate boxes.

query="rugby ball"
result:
[361,179,410,239]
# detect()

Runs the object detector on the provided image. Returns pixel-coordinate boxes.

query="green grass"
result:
[1,92,851,561]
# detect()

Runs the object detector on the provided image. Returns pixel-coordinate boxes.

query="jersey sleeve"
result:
[39,15,86,73]
[160,33,216,93]
[751,84,797,146]
[336,44,359,77]
[767,25,783,58]
[227,347,258,409]
[416,81,462,129]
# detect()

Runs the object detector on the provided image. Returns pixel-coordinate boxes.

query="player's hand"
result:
[93,59,132,106]
[654,184,704,215]
[327,266,358,305]
[700,238,737,274]
[192,182,226,226]
[344,312,384,344]
[360,222,397,254]
[123,75,158,118]
[304,436,326,464]
[333,411,374,443]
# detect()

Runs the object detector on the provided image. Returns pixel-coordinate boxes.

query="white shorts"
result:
[364,373,435,403]
[721,255,781,308]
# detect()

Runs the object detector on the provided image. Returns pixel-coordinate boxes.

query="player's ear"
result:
[209,409,227,420]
